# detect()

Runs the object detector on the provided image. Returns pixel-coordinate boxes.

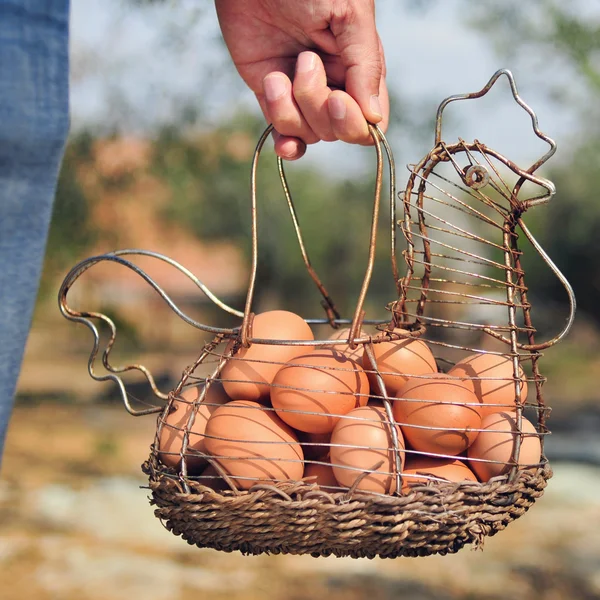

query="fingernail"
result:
[264,75,287,102]
[297,52,316,73]
[370,94,382,119]
[329,96,346,120]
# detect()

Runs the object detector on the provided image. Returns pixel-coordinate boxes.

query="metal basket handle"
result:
[240,123,396,348]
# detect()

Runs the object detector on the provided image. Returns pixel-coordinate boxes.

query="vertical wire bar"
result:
[277,157,341,323]
[510,231,548,457]
[179,353,233,494]
[503,222,523,481]
[348,124,384,342]
[241,125,274,346]
[415,176,433,321]
[375,126,399,291]
[364,343,404,495]
[153,335,228,494]
[397,171,422,322]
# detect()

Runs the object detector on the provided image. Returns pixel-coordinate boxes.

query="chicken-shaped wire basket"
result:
[60,70,575,558]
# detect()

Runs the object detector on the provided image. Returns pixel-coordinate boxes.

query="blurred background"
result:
[2,1,600,598]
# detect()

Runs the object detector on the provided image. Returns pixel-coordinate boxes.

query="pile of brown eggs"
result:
[157,310,542,494]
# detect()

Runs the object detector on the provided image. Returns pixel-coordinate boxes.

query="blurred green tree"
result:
[40,133,96,298]
[154,112,398,320]
[467,0,600,326]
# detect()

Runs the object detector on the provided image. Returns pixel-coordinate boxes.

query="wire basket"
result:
[59,69,575,559]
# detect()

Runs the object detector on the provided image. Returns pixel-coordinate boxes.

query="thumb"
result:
[331,2,384,124]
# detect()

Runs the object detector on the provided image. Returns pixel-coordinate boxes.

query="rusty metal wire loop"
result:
[240,122,395,349]
[435,68,556,208]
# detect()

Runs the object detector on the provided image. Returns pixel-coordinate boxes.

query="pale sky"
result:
[69,0,590,175]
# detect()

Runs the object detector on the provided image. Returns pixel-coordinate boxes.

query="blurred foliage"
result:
[44,0,600,333]
[524,138,600,323]
[467,0,600,327]
[153,112,397,317]
[40,134,97,298]
[43,112,398,326]
[468,1,600,106]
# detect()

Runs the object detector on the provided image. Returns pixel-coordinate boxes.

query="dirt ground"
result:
[1,403,599,600]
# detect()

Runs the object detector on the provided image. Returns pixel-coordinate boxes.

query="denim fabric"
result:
[0,0,70,459]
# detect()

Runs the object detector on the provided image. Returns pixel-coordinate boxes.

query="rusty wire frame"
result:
[59,69,576,501]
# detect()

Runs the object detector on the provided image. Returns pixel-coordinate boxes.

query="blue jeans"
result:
[0,0,70,459]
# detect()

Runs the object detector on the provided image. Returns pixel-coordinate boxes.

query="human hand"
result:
[215,0,388,160]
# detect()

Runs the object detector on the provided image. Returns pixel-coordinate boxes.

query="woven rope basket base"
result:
[143,456,551,558]
[58,70,572,561]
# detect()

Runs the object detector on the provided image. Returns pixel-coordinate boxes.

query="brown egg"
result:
[303,460,339,489]
[297,431,331,461]
[330,406,405,494]
[449,353,528,416]
[467,411,542,482]
[220,310,314,402]
[157,382,230,473]
[364,334,437,397]
[327,327,365,363]
[271,350,369,433]
[197,463,234,492]
[399,456,477,492]
[394,373,482,456]
[204,400,304,489]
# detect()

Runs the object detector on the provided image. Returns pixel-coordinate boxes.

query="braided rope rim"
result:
[142,456,551,558]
